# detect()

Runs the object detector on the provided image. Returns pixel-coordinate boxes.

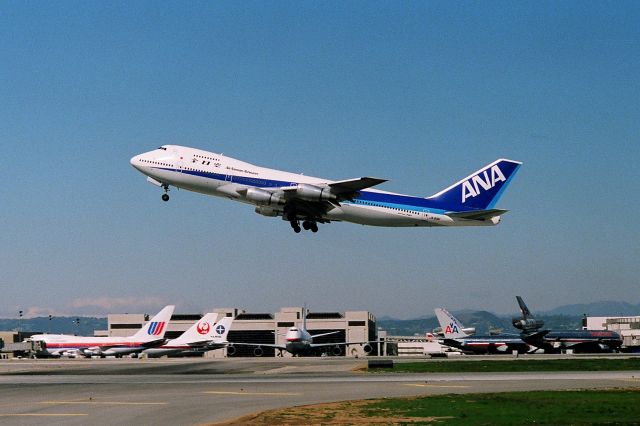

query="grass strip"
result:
[381,357,640,373]
[360,389,640,425]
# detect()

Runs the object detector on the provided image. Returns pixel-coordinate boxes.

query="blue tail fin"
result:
[427,159,522,211]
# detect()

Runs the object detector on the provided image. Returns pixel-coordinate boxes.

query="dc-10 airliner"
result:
[130,145,522,233]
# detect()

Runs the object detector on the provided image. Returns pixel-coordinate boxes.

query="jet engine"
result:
[362,344,373,354]
[226,345,236,356]
[295,184,336,202]
[243,187,284,206]
[254,206,279,217]
[332,346,342,356]
[512,317,544,332]
[253,347,264,357]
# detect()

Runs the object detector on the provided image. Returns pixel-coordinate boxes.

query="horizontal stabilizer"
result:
[329,177,387,194]
[446,209,509,220]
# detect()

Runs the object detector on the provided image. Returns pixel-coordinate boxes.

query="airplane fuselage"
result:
[131,145,519,232]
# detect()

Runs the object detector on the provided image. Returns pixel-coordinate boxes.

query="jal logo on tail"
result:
[196,322,210,335]
[147,321,166,336]
[461,165,506,203]
[445,322,459,334]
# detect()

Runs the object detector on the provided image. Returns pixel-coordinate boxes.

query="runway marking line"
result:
[203,391,302,396]
[403,384,470,388]
[0,413,88,417]
[41,401,167,406]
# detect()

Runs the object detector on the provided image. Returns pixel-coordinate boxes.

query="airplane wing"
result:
[309,330,341,339]
[309,340,372,349]
[227,342,287,351]
[328,177,387,194]
[446,209,509,220]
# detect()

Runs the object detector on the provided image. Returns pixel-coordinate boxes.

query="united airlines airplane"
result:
[130,145,522,233]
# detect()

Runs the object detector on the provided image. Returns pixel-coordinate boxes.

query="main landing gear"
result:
[289,219,318,233]
[161,185,170,202]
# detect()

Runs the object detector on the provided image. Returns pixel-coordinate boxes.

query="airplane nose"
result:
[130,155,141,170]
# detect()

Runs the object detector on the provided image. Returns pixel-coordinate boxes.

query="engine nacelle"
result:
[254,206,279,217]
[512,317,544,331]
[332,346,343,356]
[253,347,264,357]
[226,345,236,356]
[462,327,476,336]
[362,344,373,354]
[244,187,284,206]
[295,184,336,202]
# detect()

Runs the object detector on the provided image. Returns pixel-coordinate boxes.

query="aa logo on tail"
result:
[461,165,506,203]
[445,322,459,334]
[148,321,166,336]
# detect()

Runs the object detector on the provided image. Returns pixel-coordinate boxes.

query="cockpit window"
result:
[157,146,167,151]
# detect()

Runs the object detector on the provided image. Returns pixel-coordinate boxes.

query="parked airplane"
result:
[435,308,530,354]
[29,305,175,358]
[142,314,233,358]
[513,296,623,353]
[228,309,372,357]
[130,145,522,233]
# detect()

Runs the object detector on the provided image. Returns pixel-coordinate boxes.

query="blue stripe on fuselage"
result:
[154,167,470,213]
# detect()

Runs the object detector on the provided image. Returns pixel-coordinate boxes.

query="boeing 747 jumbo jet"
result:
[228,309,372,357]
[130,146,522,233]
[29,305,175,358]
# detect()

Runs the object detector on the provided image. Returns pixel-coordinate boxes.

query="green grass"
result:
[361,390,640,425]
[378,358,640,373]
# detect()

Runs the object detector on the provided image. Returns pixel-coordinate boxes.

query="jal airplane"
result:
[435,308,530,354]
[29,305,175,358]
[228,309,371,357]
[130,145,522,233]
[142,314,233,358]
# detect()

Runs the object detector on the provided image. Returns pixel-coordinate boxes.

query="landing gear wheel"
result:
[161,193,170,202]
[290,220,301,233]
[310,223,318,233]
[302,220,312,230]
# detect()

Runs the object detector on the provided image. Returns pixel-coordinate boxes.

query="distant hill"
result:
[540,301,640,317]
[0,317,107,336]
[378,311,584,336]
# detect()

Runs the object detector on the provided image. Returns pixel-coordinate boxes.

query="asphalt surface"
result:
[1,357,639,425]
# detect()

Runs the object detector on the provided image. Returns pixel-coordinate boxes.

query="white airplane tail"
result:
[171,313,219,345]
[211,316,234,343]
[434,308,469,339]
[131,305,175,341]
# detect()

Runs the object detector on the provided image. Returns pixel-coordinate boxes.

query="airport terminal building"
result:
[106,307,379,357]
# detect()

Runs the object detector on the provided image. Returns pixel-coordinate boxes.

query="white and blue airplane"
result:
[130,145,521,233]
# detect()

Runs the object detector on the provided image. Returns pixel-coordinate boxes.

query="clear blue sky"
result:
[2,2,638,318]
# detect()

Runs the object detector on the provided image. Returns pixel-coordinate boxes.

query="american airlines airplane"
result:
[29,305,175,358]
[130,145,522,233]
[142,314,233,358]
[435,308,530,354]
[513,297,622,353]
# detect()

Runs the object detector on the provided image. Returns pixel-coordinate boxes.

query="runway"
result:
[1,357,639,425]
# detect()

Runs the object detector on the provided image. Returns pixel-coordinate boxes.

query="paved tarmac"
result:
[1,357,639,425]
